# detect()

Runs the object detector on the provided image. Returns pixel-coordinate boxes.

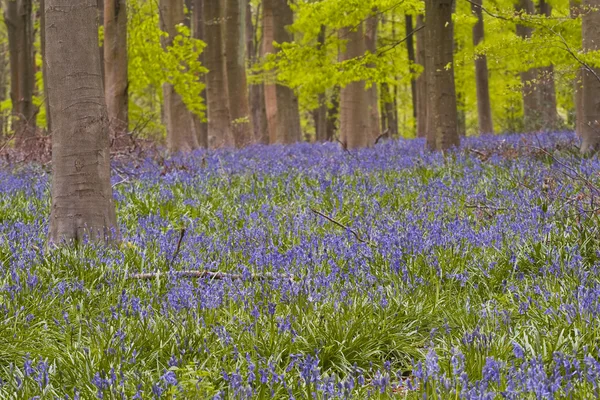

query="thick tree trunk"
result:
[262,0,301,144]
[0,39,6,136]
[339,24,369,149]
[516,0,541,132]
[159,0,199,152]
[538,0,559,131]
[98,0,105,87]
[40,0,51,132]
[313,25,328,142]
[415,14,427,138]
[204,0,234,147]
[104,0,128,133]
[45,0,118,243]
[246,0,268,144]
[381,82,398,136]
[425,0,459,151]
[580,0,600,153]
[192,0,208,147]
[405,15,417,124]
[225,0,252,146]
[365,11,381,143]
[570,0,583,136]
[471,0,494,134]
[4,0,37,145]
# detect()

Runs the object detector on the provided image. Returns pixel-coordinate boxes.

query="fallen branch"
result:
[129,270,295,281]
[310,207,376,246]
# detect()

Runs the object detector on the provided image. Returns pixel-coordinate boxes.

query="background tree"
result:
[159,0,199,152]
[537,0,559,130]
[204,0,234,147]
[580,0,600,153]
[246,0,269,144]
[104,0,128,132]
[425,0,459,150]
[4,0,36,145]
[225,0,252,146]
[365,10,381,142]
[471,0,493,134]
[516,0,541,132]
[191,0,208,147]
[415,14,427,138]
[45,0,117,243]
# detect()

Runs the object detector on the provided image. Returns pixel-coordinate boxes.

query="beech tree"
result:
[415,14,427,138]
[537,0,559,130]
[425,0,459,151]
[45,0,118,243]
[159,0,199,152]
[516,0,540,132]
[580,0,600,153]
[225,0,252,146]
[191,0,208,147]
[3,0,36,145]
[204,0,234,147]
[471,0,493,134]
[104,0,128,132]
[246,0,268,144]
[365,11,381,142]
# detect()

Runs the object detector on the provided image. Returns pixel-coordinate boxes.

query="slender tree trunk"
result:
[262,0,301,144]
[192,0,208,147]
[45,0,118,243]
[339,24,369,149]
[471,0,493,134]
[326,85,339,141]
[246,0,268,143]
[570,0,583,136]
[98,0,105,87]
[225,0,252,146]
[405,15,417,124]
[104,0,128,133]
[580,0,600,152]
[159,0,199,152]
[39,0,51,132]
[381,82,398,136]
[4,0,36,145]
[204,0,233,147]
[415,14,427,138]
[365,11,381,142]
[0,35,7,136]
[516,0,540,132]
[538,0,559,131]
[425,0,459,151]
[313,25,328,142]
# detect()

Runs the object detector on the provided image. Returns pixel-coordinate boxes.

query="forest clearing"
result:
[1,0,600,398]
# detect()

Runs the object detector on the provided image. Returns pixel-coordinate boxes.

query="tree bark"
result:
[537,0,559,131]
[339,24,369,149]
[381,82,398,136]
[159,0,200,152]
[471,0,494,134]
[516,0,540,132]
[326,85,339,141]
[104,0,128,133]
[39,0,51,132]
[4,0,37,145]
[203,0,234,147]
[45,0,118,243]
[246,0,268,144]
[415,14,427,138]
[570,0,583,136]
[225,0,252,146]
[262,0,301,144]
[365,11,381,143]
[313,25,328,142]
[580,0,600,153]
[425,0,459,151]
[191,0,208,147]
[405,15,417,124]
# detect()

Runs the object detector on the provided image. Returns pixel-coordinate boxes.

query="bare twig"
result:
[168,228,186,268]
[310,207,376,246]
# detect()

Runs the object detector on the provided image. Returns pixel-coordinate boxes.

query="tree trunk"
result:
[45,0,118,243]
[570,0,583,136]
[415,14,427,138]
[580,0,600,153]
[225,0,252,146]
[405,15,417,124]
[538,0,559,131]
[516,0,540,132]
[381,82,398,136]
[425,0,459,151]
[98,0,105,87]
[326,85,339,141]
[4,0,36,145]
[314,25,328,142]
[192,0,208,147]
[262,0,301,144]
[104,0,128,133]
[365,11,381,142]
[246,0,268,144]
[39,0,51,132]
[471,0,494,134]
[159,0,199,152]
[203,0,233,147]
[339,24,369,149]
[0,36,7,136]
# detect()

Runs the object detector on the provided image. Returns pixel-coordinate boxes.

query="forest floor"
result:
[1,131,599,399]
